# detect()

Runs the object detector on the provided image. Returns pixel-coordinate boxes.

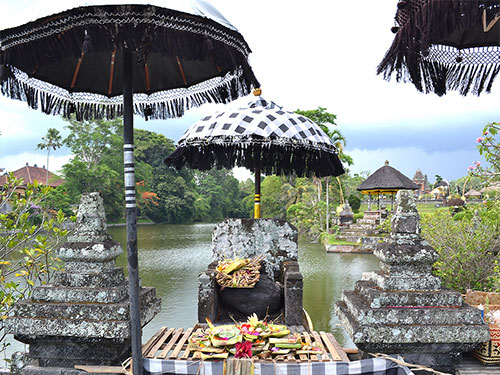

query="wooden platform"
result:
[142,326,349,363]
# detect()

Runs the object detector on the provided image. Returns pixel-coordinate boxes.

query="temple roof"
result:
[357,161,419,193]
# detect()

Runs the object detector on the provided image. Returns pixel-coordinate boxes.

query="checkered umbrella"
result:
[165,96,345,217]
[165,96,344,177]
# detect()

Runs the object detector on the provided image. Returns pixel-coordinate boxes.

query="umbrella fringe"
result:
[377,0,500,96]
[164,143,345,178]
[0,65,252,121]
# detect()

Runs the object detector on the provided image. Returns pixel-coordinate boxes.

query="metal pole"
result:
[123,49,143,375]
[254,168,261,219]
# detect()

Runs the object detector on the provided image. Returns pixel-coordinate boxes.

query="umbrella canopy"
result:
[0,3,259,374]
[165,96,345,178]
[377,0,500,96]
[357,161,418,194]
[0,3,259,120]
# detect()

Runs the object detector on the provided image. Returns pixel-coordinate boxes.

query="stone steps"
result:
[335,301,488,349]
[14,287,158,321]
[32,282,130,304]
[354,280,464,308]
[341,291,483,326]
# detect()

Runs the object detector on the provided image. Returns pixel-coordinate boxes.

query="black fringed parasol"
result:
[0,4,259,120]
[165,96,345,218]
[0,3,259,373]
[377,0,500,96]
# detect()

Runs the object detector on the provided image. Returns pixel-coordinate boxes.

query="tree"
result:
[61,117,124,221]
[294,107,351,231]
[37,128,62,185]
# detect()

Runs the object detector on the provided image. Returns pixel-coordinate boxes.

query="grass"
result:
[327,235,359,246]
[358,201,447,215]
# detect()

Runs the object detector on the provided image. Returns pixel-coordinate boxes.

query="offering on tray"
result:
[188,315,324,360]
[215,256,263,288]
[206,318,242,347]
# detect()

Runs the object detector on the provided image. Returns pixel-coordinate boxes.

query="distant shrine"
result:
[412,168,431,197]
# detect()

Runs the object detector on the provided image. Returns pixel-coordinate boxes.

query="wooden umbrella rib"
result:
[176,55,188,86]
[145,62,151,91]
[108,49,116,95]
[70,52,85,89]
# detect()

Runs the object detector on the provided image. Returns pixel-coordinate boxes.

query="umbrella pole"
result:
[123,50,143,375]
[254,168,261,219]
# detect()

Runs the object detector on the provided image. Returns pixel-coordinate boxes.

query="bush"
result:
[347,194,361,213]
[421,203,500,293]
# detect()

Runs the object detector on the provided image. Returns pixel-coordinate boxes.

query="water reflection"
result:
[110,223,380,347]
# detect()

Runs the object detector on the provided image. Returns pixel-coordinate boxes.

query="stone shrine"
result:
[335,190,489,373]
[199,218,304,327]
[7,193,161,372]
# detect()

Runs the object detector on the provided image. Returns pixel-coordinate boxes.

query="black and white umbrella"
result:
[165,95,345,217]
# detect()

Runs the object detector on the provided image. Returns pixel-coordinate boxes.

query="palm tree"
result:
[37,128,62,186]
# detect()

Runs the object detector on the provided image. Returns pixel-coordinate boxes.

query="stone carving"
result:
[6,193,161,372]
[200,219,303,326]
[335,190,489,373]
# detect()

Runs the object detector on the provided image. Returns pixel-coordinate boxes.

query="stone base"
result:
[335,281,489,374]
[17,337,130,368]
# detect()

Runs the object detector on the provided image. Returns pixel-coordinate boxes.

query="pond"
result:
[109,222,380,348]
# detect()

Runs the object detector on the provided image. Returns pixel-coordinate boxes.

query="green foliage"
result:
[0,174,71,356]
[60,117,124,221]
[470,122,500,190]
[421,203,500,293]
[347,194,361,213]
[287,200,327,242]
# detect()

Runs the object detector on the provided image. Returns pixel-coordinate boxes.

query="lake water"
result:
[109,222,380,348]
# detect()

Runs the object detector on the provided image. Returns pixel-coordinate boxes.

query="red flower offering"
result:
[234,341,253,358]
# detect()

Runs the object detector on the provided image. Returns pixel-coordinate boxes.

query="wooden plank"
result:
[311,331,329,361]
[170,327,194,359]
[74,365,127,373]
[158,328,184,359]
[146,327,175,358]
[321,331,348,362]
[326,333,350,362]
[142,326,168,356]
[181,328,201,359]
[297,351,309,361]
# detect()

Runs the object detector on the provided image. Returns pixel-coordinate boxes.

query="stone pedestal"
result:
[6,193,161,370]
[335,190,489,373]
[338,202,354,226]
[199,218,303,327]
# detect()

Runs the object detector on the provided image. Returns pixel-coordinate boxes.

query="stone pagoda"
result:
[7,193,161,371]
[336,190,489,373]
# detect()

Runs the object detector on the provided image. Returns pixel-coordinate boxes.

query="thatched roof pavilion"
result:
[358,161,418,194]
[357,161,418,210]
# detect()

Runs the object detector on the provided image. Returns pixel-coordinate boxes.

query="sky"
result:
[0,0,499,184]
